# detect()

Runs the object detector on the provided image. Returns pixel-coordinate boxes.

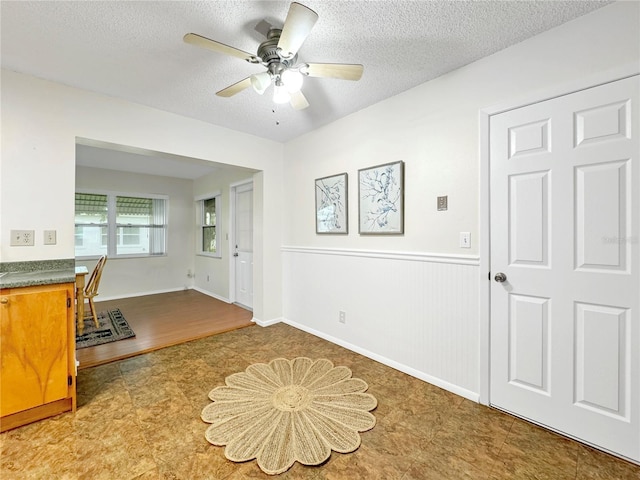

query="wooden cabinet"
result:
[0,282,76,432]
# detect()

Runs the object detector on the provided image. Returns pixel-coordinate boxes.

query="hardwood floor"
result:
[75,289,254,369]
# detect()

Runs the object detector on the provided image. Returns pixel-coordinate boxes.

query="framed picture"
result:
[358,160,404,234]
[315,172,348,234]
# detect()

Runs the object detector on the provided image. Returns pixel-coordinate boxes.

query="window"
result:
[75,192,167,258]
[75,193,108,257]
[198,194,220,257]
[115,195,166,256]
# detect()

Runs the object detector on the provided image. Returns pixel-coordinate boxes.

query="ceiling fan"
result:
[184,2,364,110]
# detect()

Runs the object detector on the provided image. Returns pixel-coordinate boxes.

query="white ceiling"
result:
[1,0,611,148]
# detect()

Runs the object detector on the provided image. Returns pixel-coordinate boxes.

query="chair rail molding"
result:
[281,246,480,266]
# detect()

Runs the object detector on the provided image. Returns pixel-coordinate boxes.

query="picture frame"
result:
[315,172,348,234]
[358,160,404,234]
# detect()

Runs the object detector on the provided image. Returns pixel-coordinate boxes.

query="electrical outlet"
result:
[44,230,57,245]
[339,311,346,324]
[10,230,35,246]
[460,232,471,248]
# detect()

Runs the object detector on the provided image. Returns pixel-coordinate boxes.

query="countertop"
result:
[0,259,82,289]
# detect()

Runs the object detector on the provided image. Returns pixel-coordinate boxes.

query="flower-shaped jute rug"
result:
[201,357,377,475]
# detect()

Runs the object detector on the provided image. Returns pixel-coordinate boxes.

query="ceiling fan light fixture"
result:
[185,2,363,110]
[250,72,272,95]
[273,83,291,104]
[281,69,303,93]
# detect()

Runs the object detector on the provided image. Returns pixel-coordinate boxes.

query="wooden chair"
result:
[82,255,107,329]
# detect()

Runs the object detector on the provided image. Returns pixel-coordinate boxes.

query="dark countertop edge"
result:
[0,259,77,289]
[0,258,75,273]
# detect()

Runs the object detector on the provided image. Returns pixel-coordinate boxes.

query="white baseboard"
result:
[96,287,188,302]
[282,317,480,403]
[191,286,231,303]
[254,317,283,327]
[97,286,232,304]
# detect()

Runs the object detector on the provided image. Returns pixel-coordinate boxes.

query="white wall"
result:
[75,166,194,300]
[282,2,640,400]
[0,73,285,322]
[193,167,256,301]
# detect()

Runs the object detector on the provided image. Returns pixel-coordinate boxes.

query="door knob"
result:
[494,272,507,283]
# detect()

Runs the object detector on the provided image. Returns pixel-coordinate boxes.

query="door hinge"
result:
[67,297,71,308]
[68,375,73,386]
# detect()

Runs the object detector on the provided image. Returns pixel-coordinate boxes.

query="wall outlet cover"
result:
[10,230,35,246]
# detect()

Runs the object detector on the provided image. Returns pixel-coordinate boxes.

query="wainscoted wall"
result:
[282,247,480,400]
[280,3,639,402]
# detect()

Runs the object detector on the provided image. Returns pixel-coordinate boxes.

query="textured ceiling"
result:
[2,1,610,146]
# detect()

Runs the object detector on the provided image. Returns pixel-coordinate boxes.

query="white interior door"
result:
[233,182,253,309]
[490,75,639,462]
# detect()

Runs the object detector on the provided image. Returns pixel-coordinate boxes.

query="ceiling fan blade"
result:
[304,63,364,81]
[216,77,253,97]
[290,90,310,110]
[184,33,258,63]
[277,2,318,58]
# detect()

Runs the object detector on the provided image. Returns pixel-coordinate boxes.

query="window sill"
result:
[196,253,222,259]
[75,253,167,261]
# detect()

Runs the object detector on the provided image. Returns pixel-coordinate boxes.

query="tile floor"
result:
[1,323,639,479]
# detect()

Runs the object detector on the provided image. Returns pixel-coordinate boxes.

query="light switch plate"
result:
[460,232,471,248]
[44,230,57,245]
[10,230,35,246]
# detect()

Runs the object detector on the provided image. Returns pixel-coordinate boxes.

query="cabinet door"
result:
[1,284,71,416]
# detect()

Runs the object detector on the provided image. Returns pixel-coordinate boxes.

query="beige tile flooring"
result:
[2,323,639,479]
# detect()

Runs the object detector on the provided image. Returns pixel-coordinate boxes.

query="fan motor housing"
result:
[257,28,297,67]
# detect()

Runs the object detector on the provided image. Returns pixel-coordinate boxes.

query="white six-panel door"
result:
[490,75,639,462]
[233,182,253,309]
